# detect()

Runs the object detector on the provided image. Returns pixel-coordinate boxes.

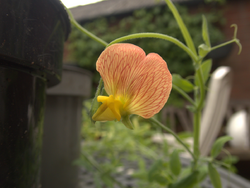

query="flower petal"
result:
[126,53,172,118]
[93,95,122,121]
[96,43,146,97]
[92,102,117,121]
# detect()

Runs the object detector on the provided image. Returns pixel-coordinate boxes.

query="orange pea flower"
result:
[92,43,172,128]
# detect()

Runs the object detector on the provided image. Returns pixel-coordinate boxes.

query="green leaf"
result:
[208,162,222,188]
[154,174,169,185]
[164,0,197,56]
[195,59,212,86]
[169,170,199,188]
[179,166,207,185]
[198,44,210,58]
[172,74,194,92]
[211,136,233,158]
[221,156,239,173]
[222,155,239,165]
[148,160,163,182]
[197,165,208,182]
[179,167,192,178]
[170,150,181,176]
[202,15,211,47]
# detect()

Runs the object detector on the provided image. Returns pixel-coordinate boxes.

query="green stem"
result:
[193,110,201,169]
[196,64,205,110]
[164,0,197,56]
[193,61,204,169]
[214,160,231,169]
[210,40,235,52]
[108,33,198,62]
[172,84,196,106]
[211,39,241,55]
[90,78,104,122]
[66,8,108,47]
[149,117,196,160]
[211,24,242,55]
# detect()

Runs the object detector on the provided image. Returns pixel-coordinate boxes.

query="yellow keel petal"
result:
[92,95,123,122]
[97,96,109,102]
[108,101,122,121]
[92,102,117,121]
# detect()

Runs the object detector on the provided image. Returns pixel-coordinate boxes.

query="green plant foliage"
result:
[221,155,239,173]
[169,170,199,188]
[198,43,210,57]
[80,100,163,187]
[210,136,232,159]
[90,78,103,123]
[79,101,193,187]
[67,4,224,105]
[169,150,181,176]
[194,59,212,86]
[208,162,222,188]
[202,15,211,48]
[172,74,194,92]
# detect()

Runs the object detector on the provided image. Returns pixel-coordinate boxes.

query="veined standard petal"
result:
[124,53,172,118]
[96,43,146,97]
